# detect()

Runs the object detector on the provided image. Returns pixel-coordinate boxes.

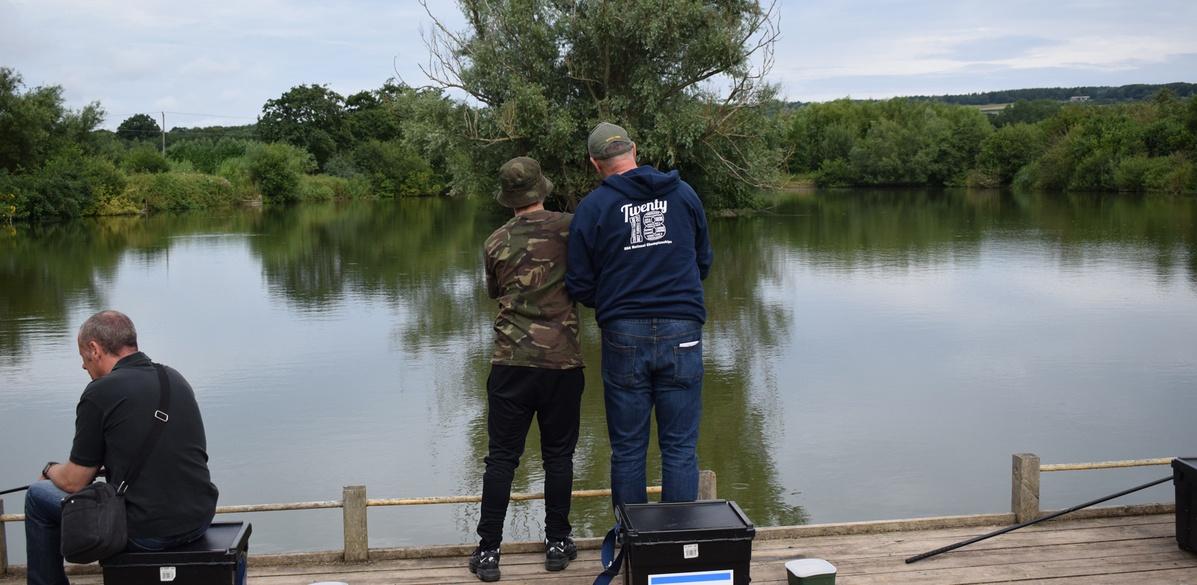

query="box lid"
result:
[618,500,755,543]
[785,558,836,577]
[101,522,252,567]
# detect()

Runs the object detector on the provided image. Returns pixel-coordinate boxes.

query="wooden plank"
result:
[751,519,1175,561]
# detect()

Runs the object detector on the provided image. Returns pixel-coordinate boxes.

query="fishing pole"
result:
[1,485,30,496]
[906,474,1173,564]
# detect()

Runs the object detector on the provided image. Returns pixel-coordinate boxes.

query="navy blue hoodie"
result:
[566,165,713,327]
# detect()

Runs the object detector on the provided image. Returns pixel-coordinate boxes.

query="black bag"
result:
[60,481,127,563]
[60,364,172,564]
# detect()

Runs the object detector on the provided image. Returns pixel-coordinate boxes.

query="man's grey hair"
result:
[78,310,138,355]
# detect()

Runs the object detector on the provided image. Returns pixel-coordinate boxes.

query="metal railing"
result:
[1011,453,1173,523]
[0,470,717,574]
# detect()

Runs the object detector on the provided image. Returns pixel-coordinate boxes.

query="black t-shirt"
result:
[70,352,219,539]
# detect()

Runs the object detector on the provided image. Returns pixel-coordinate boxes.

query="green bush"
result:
[167,138,252,174]
[216,155,254,198]
[1143,154,1196,193]
[124,172,238,211]
[813,158,854,187]
[1069,149,1116,191]
[121,146,171,174]
[976,123,1047,184]
[1114,156,1164,192]
[244,142,315,203]
[168,159,197,173]
[347,139,443,198]
[296,174,372,201]
[2,151,127,219]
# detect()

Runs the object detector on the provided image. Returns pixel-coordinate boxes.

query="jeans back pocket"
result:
[601,334,639,387]
[671,338,704,385]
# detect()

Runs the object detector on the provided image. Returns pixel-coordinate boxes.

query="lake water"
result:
[2,189,1196,559]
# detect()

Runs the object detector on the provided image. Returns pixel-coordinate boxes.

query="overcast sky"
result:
[2,0,1194,130]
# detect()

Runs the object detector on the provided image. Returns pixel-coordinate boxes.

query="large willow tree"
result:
[420,0,782,208]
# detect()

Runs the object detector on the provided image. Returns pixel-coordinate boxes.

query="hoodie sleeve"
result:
[692,191,714,280]
[566,203,598,307]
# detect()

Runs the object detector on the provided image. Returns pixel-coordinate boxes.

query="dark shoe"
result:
[545,537,577,571]
[469,546,501,582]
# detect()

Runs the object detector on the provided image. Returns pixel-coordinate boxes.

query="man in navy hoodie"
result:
[566,122,714,507]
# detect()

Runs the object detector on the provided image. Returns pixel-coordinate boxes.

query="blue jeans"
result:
[25,480,235,585]
[25,480,69,585]
[601,318,704,507]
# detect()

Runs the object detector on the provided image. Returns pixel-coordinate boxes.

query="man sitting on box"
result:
[25,310,219,585]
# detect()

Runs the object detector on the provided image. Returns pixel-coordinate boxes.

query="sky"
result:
[1,0,1195,130]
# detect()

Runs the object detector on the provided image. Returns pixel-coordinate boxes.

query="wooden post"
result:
[698,469,717,500]
[1012,453,1041,523]
[1,499,8,576]
[342,485,368,563]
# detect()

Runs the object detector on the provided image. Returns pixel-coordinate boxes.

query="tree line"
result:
[909,82,1197,106]
[787,90,1197,193]
[3,0,1196,224]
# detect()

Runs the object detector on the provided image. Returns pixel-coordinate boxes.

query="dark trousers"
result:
[477,364,584,549]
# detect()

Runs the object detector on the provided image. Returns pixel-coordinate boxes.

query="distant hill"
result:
[910,82,1197,105]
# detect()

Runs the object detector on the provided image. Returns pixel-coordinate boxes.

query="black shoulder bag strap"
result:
[115,363,172,496]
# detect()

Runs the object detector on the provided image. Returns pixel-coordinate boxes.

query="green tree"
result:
[167,138,251,174]
[344,86,402,143]
[122,145,171,173]
[343,139,443,198]
[422,0,782,208]
[257,85,348,169]
[244,142,316,203]
[116,113,161,141]
[975,123,1047,185]
[0,67,104,172]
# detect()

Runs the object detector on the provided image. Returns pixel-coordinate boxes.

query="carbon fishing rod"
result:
[906,473,1173,564]
[1,485,30,496]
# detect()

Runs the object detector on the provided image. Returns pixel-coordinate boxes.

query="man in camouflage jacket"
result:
[470,156,584,582]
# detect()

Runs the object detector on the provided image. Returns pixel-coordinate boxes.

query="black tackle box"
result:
[100,521,251,584]
[616,500,755,585]
[1175,457,1196,553]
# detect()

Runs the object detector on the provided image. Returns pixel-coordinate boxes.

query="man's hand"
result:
[43,461,100,494]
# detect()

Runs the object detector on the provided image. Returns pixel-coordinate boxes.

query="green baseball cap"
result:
[588,122,635,160]
[496,156,553,208]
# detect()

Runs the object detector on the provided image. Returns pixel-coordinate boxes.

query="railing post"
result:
[343,485,368,563]
[698,469,718,500]
[1,500,8,576]
[1012,453,1040,523]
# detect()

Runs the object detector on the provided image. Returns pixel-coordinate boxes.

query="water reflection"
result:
[1,189,1195,556]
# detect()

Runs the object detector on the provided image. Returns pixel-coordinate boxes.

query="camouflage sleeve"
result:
[484,244,501,299]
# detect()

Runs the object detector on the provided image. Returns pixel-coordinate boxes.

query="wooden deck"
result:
[3,513,1193,584]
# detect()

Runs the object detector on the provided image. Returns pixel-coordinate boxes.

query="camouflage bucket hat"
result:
[588,122,634,160]
[497,156,554,208]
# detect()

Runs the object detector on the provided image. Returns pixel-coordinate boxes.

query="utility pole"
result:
[160,111,166,155]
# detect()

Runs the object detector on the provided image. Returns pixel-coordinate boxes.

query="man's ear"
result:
[84,340,102,359]
[589,156,601,174]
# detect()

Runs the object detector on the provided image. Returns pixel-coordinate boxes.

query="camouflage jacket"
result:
[484,210,583,369]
